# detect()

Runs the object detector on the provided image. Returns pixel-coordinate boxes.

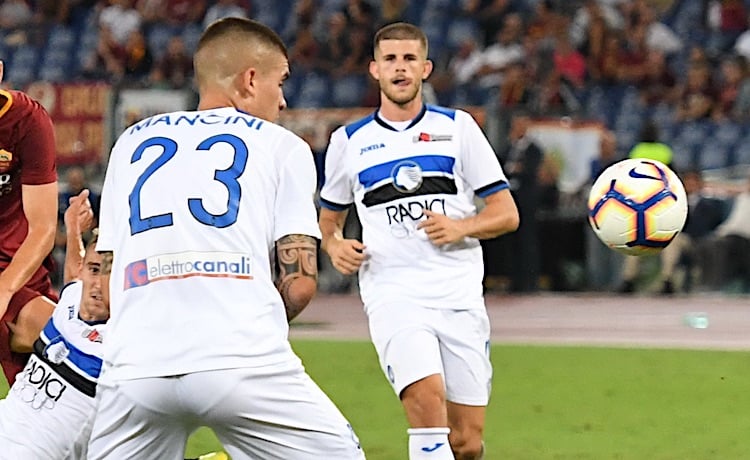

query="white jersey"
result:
[0,281,105,459]
[97,107,321,381]
[320,105,508,311]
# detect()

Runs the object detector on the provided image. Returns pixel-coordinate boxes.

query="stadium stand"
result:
[3,0,750,293]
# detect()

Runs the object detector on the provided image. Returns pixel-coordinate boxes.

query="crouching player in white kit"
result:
[87,17,364,460]
[319,23,519,460]
[0,190,108,459]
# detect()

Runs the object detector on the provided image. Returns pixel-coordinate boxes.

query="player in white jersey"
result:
[0,190,108,459]
[319,22,520,460]
[0,193,226,460]
[88,17,364,460]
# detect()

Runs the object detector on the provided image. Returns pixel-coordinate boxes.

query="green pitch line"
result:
[3,342,749,459]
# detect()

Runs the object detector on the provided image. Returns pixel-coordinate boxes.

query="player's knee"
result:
[449,431,484,460]
[401,378,445,408]
[401,377,447,425]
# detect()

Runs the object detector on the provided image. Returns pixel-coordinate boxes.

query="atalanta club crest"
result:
[391,161,423,193]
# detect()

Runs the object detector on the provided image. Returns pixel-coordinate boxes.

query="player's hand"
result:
[0,61,4,84]
[418,210,466,245]
[65,189,95,234]
[326,238,366,275]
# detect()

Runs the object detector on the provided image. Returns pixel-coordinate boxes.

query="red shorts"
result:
[0,277,57,386]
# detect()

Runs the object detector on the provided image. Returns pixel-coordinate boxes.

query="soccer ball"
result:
[588,158,688,256]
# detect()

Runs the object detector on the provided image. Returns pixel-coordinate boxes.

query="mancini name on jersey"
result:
[124,251,252,290]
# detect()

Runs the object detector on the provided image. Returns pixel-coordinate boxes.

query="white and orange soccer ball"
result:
[588,158,688,256]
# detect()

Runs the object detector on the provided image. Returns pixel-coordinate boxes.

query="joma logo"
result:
[360,143,385,154]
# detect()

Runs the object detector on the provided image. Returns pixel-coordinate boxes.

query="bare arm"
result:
[319,207,348,254]
[63,189,95,284]
[0,182,58,318]
[276,234,318,322]
[418,188,520,245]
[319,207,365,275]
[462,189,520,239]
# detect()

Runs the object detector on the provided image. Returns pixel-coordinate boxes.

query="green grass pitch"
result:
[3,341,750,459]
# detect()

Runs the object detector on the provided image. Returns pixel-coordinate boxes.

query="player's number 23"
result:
[128,134,248,235]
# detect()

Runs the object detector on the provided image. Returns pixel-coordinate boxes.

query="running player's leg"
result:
[87,377,192,460]
[0,286,55,385]
[188,365,364,460]
[446,403,486,460]
[392,334,454,460]
[440,309,492,460]
[369,303,454,459]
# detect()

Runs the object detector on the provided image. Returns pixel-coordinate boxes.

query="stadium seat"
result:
[697,141,733,171]
[658,123,677,145]
[589,84,629,127]
[583,87,607,120]
[650,103,676,132]
[38,62,67,82]
[5,63,35,87]
[181,24,202,54]
[614,111,643,133]
[147,25,177,60]
[672,0,703,39]
[425,0,456,8]
[255,0,294,32]
[42,46,71,68]
[79,28,99,51]
[419,10,448,59]
[0,44,10,64]
[331,75,367,108]
[281,72,303,107]
[10,45,39,69]
[47,26,76,50]
[317,0,346,18]
[619,86,642,111]
[616,127,639,153]
[669,140,697,172]
[446,18,480,50]
[673,121,711,148]
[732,134,750,166]
[75,47,94,73]
[294,72,331,108]
[713,122,742,147]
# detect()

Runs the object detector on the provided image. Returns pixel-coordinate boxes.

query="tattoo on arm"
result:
[276,234,318,321]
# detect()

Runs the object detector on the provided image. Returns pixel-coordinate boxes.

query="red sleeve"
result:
[18,98,57,186]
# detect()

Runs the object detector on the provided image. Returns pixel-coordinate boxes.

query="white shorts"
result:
[0,355,95,460]
[87,358,365,460]
[367,303,492,406]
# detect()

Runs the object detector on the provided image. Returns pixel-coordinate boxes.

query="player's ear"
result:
[241,67,258,97]
[368,60,379,81]
[422,59,433,80]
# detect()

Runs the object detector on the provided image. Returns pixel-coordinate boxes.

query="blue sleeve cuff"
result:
[319,198,351,211]
[475,180,509,198]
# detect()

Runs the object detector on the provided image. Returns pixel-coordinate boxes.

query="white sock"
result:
[407,427,455,459]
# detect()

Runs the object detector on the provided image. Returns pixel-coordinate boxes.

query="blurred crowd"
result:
[1,0,750,118]
[3,0,750,295]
